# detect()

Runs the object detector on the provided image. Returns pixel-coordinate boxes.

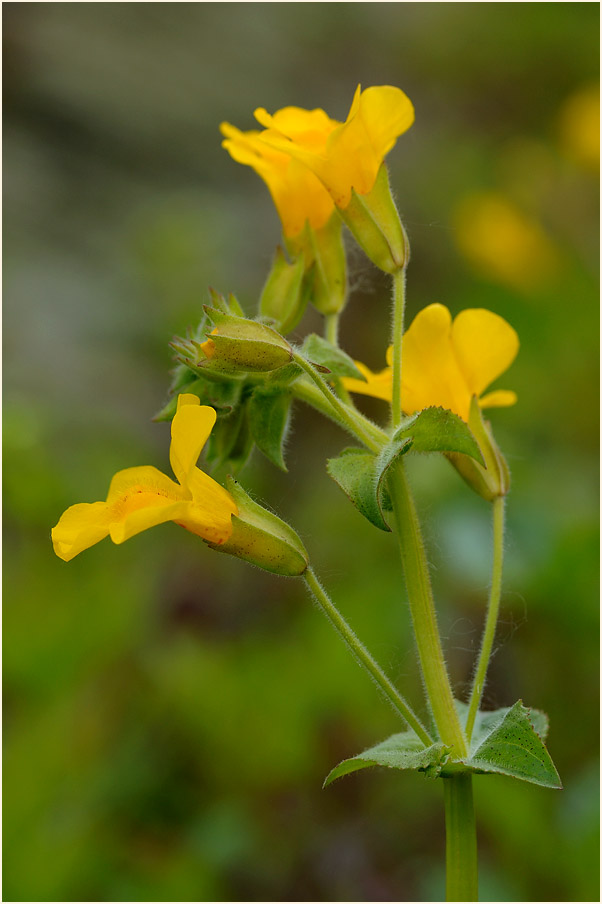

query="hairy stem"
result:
[465,495,506,742]
[292,353,385,453]
[390,266,407,429]
[444,774,478,901]
[388,460,467,757]
[303,567,433,745]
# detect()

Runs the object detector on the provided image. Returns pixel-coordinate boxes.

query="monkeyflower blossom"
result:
[220,122,335,239]
[52,395,237,561]
[253,84,414,209]
[343,303,518,423]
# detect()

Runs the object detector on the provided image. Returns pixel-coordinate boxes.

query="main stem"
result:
[444,774,478,901]
[388,461,467,757]
[465,495,506,742]
[303,566,433,746]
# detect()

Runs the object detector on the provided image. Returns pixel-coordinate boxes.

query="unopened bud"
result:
[260,247,307,334]
[201,307,293,373]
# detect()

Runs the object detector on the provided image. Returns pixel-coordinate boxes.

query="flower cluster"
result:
[53,83,519,566]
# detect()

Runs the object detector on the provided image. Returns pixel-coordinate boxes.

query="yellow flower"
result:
[253,84,415,208]
[454,193,558,292]
[52,395,238,562]
[343,303,518,423]
[557,84,600,171]
[220,122,335,238]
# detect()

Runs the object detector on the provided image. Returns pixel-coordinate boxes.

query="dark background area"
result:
[3,3,599,901]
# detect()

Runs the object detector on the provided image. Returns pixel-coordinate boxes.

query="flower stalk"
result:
[465,495,506,741]
[292,351,385,453]
[303,566,433,745]
[390,265,407,429]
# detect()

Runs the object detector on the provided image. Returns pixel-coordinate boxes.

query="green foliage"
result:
[326,441,411,531]
[205,402,254,476]
[451,701,561,789]
[248,388,292,472]
[325,701,561,790]
[324,733,451,787]
[300,333,366,380]
[396,407,484,463]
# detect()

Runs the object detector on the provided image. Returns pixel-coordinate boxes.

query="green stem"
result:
[388,460,467,757]
[390,266,407,430]
[444,774,478,901]
[293,352,385,453]
[465,496,505,742]
[323,313,354,407]
[291,378,388,449]
[324,313,339,346]
[303,567,433,745]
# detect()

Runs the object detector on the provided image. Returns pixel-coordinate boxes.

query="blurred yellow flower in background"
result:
[453,192,559,292]
[343,303,518,422]
[253,84,415,208]
[557,83,600,171]
[220,122,335,238]
[52,395,237,561]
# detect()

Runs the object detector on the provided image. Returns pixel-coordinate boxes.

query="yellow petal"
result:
[105,464,189,543]
[253,105,337,146]
[324,85,415,203]
[51,501,113,562]
[401,303,472,420]
[107,464,185,505]
[221,121,334,237]
[451,309,519,398]
[109,499,191,545]
[184,467,238,544]
[479,389,518,409]
[170,399,216,488]
[255,86,414,208]
[341,360,392,401]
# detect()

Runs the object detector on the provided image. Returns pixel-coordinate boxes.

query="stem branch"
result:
[465,496,505,742]
[303,567,433,746]
[293,352,385,452]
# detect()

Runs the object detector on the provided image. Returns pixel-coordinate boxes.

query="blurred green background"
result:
[4,3,599,901]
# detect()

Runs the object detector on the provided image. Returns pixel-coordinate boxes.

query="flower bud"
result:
[259,246,307,334]
[338,164,409,274]
[306,214,348,316]
[446,397,510,501]
[201,308,293,373]
[208,477,309,576]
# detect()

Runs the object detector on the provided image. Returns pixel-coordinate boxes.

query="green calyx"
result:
[338,164,409,274]
[209,477,309,577]
[446,397,510,501]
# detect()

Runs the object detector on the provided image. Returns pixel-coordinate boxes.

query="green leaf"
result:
[205,402,254,477]
[469,701,560,788]
[154,375,243,422]
[327,439,411,531]
[395,407,484,463]
[324,732,450,787]
[248,388,292,471]
[300,334,366,380]
[449,700,561,788]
